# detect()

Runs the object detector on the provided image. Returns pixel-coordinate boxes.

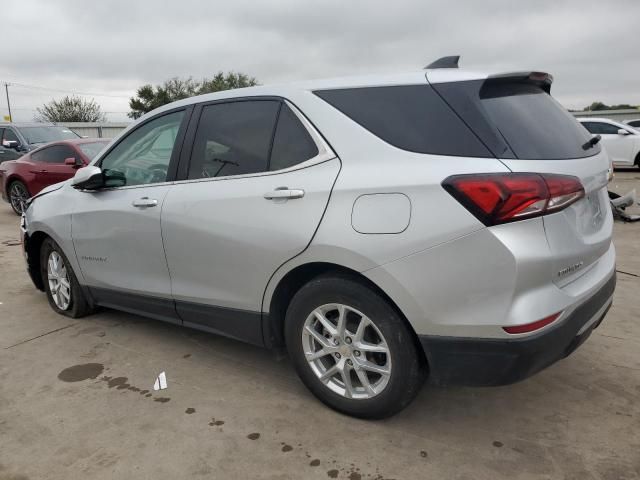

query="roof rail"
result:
[425,55,460,69]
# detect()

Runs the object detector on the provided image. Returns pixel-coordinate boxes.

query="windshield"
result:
[19,126,80,144]
[77,141,109,160]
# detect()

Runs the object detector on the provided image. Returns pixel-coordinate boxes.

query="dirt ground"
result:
[1,170,639,480]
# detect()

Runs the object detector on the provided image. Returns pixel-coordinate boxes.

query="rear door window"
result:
[314,85,492,158]
[31,145,76,164]
[188,100,280,179]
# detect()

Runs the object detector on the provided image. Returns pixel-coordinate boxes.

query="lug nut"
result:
[346,359,353,366]
[345,337,352,344]
[335,353,341,359]
[354,350,361,357]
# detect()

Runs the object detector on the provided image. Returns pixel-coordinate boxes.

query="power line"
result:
[3,81,131,99]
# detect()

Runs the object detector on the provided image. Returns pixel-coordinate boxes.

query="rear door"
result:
[162,99,339,343]
[430,75,612,287]
[581,121,634,165]
[29,144,79,193]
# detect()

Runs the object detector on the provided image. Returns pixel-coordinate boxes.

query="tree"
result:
[36,95,107,122]
[128,72,258,119]
[583,102,638,112]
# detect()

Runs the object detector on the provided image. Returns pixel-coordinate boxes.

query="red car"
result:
[0,138,110,215]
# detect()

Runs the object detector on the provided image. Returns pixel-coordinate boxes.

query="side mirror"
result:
[72,166,105,190]
[618,129,631,136]
[3,140,19,150]
[64,157,84,168]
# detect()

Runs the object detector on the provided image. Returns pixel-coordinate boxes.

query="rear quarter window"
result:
[314,85,492,158]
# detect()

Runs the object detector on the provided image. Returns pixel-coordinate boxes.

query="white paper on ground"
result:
[153,371,167,391]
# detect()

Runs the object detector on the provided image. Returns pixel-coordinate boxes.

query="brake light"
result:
[442,173,584,226]
[503,312,562,334]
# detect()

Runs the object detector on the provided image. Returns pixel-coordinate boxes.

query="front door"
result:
[161,100,340,343]
[71,109,188,323]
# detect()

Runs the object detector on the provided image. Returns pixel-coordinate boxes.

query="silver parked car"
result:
[21,58,615,418]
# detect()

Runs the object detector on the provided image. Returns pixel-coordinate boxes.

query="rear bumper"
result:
[419,272,616,386]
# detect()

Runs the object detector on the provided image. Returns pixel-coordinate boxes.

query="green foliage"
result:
[128,72,258,119]
[36,95,107,122]
[584,101,638,112]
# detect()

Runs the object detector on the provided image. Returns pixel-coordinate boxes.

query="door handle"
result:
[132,197,158,208]
[30,169,48,174]
[263,188,305,200]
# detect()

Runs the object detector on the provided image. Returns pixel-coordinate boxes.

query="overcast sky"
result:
[3,0,639,122]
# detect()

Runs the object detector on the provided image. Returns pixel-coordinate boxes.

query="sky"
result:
[2,0,639,122]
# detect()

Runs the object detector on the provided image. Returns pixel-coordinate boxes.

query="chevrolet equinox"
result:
[21,58,616,418]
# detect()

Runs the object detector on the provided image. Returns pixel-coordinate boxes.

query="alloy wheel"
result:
[47,251,71,310]
[301,303,392,399]
[10,183,29,214]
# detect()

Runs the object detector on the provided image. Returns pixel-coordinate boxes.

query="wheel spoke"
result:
[357,359,390,376]
[304,325,332,349]
[354,340,388,354]
[58,288,69,301]
[313,310,337,336]
[355,368,375,395]
[353,316,370,342]
[319,364,340,383]
[335,304,347,337]
[341,366,354,399]
[305,348,332,361]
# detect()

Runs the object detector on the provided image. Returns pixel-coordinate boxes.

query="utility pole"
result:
[4,82,12,122]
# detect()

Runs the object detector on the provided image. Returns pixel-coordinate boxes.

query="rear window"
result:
[432,80,599,160]
[314,85,492,158]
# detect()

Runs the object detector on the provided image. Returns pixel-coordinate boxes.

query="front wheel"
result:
[285,274,426,419]
[8,180,29,215]
[40,238,94,318]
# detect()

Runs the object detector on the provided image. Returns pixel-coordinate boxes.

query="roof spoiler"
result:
[424,55,460,69]
[485,71,554,94]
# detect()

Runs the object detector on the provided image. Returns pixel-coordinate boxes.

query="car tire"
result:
[8,180,29,216]
[284,273,426,419]
[40,238,94,318]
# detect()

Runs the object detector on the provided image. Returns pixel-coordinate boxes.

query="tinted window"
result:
[628,120,640,127]
[270,104,319,171]
[433,80,599,160]
[100,110,184,186]
[581,121,622,135]
[19,126,79,144]
[31,145,76,164]
[77,142,109,160]
[3,128,19,145]
[314,85,491,157]
[188,101,279,179]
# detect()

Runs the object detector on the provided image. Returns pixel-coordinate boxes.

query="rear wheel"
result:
[40,238,94,318]
[285,274,425,419]
[8,180,29,215]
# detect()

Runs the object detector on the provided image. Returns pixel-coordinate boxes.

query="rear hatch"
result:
[429,72,612,287]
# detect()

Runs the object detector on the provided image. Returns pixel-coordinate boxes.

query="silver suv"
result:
[21,59,615,418]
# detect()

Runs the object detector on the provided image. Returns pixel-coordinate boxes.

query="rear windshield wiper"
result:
[582,134,601,150]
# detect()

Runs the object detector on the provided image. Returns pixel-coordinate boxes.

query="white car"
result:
[625,119,640,130]
[579,118,640,168]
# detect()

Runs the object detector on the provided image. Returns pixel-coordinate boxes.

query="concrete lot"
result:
[1,172,639,480]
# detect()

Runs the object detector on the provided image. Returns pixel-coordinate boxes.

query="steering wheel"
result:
[147,164,168,183]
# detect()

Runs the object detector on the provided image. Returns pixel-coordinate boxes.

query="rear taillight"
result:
[442,173,584,226]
